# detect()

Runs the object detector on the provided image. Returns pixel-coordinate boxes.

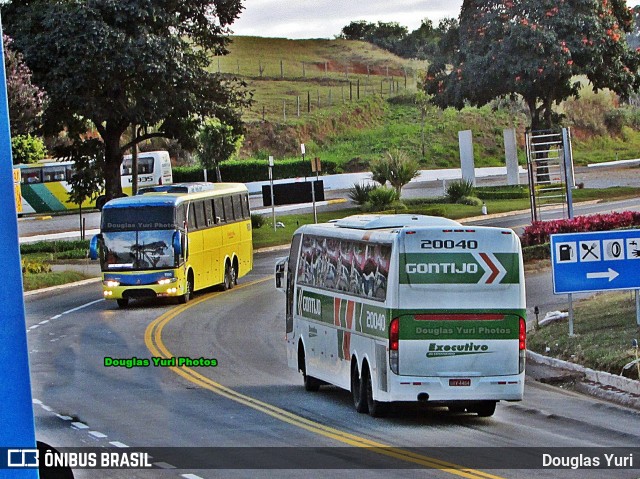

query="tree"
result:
[3,35,46,136]
[3,0,251,202]
[11,134,45,164]
[197,118,244,182]
[425,0,640,132]
[370,150,420,196]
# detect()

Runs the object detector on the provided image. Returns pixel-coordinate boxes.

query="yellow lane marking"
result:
[144,277,506,479]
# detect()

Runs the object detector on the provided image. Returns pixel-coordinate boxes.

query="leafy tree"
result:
[3,0,250,202]
[370,150,420,196]
[11,134,45,164]
[3,35,46,136]
[63,139,105,208]
[197,118,244,182]
[425,0,640,131]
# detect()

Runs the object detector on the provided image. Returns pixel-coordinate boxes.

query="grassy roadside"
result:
[23,271,94,292]
[527,291,640,380]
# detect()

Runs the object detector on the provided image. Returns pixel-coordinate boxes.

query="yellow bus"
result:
[90,182,253,308]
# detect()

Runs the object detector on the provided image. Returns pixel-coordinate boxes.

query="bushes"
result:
[12,134,46,164]
[251,214,266,229]
[445,179,475,203]
[21,259,51,274]
[363,187,402,212]
[348,183,377,205]
[521,211,640,246]
[456,195,483,207]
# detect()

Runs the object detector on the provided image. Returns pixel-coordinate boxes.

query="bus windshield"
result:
[102,230,176,270]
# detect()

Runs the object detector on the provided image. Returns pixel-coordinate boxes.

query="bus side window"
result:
[195,201,206,229]
[223,196,234,222]
[243,194,250,218]
[204,200,214,227]
[188,203,198,230]
[214,198,224,223]
[232,195,243,220]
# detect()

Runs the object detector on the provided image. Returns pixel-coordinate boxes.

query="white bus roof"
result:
[330,214,461,230]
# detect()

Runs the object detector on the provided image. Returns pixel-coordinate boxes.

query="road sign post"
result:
[269,156,275,232]
[0,16,39,478]
[551,230,640,336]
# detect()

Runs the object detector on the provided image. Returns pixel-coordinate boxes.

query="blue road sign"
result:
[0,16,39,478]
[551,229,640,294]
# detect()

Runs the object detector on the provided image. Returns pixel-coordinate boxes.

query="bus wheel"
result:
[351,362,368,413]
[223,263,234,290]
[117,298,129,308]
[299,347,320,392]
[364,364,388,417]
[179,275,193,304]
[472,401,497,417]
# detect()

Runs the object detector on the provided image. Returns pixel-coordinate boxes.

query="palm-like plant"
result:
[370,150,420,197]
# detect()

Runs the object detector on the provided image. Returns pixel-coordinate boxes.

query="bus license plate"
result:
[449,379,471,387]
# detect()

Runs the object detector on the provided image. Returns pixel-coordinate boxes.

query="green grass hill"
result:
[215,36,640,172]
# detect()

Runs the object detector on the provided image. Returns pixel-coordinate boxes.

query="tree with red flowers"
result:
[425,0,640,131]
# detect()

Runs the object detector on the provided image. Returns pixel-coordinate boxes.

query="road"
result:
[25,250,640,479]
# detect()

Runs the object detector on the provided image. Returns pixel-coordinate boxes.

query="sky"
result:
[231,0,640,40]
[231,0,464,39]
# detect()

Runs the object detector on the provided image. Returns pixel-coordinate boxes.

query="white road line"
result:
[39,320,49,325]
[109,441,128,448]
[56,414,72,421]
[50,314,62,320]
[29,325,39,330]
[32,399,42,405]
[89,431,107,439]
[40,405,52,412]
[181,475,204,479]
[59,299,104,316]
[153,462,176,469]
[71,422,89,429]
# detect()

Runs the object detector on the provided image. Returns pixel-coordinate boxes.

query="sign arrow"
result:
[586,268,619,282]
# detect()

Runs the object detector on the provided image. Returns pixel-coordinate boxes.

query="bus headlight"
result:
[103,280,120,288]
[157,277,177,285]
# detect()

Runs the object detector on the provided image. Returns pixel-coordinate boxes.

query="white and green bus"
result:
[275,214,526,417]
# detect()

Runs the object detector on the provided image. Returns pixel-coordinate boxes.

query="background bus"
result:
[90,182,252,308]
[275,214,526,417]
[15,150,172,214]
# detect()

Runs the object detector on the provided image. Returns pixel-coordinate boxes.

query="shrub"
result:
[446,179,475,203]
[348,183,377,205]
[21,259,51,274]
[521,211,640,246]
[363,187,400,212]
[456,195,483,207]
[251,214,266,229]
[11,134,46,164]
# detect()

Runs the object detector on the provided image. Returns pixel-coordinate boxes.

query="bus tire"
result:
[351,361,368,413]
[299,345,320,392]
[363,364,388,417]
[473,401,497,417]
[117,298,129,308]
[179,274,193,304]
[223,262,234,290]
[232,258,239,285]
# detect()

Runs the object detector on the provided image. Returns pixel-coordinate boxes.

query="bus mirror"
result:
[275,257,287,292]
[89,234,101,260]
[172,231,182,256]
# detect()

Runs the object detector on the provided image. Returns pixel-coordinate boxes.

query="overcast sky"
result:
[231,1,464,39]
[231,0,640,39]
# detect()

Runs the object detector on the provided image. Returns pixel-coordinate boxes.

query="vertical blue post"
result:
[0,17,39,478]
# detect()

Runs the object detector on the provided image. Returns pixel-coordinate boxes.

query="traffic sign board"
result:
[551,230,640,294]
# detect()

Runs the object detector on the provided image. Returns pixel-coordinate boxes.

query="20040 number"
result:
[421,240,478,250]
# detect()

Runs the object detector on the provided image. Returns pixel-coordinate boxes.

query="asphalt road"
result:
[25,250,640,479]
